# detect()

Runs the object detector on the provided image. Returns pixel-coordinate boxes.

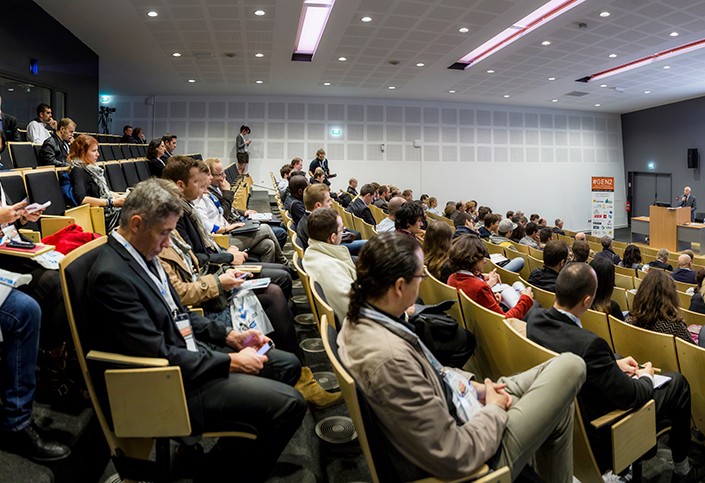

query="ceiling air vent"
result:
[565,91,589,97]
[194,53,214,61]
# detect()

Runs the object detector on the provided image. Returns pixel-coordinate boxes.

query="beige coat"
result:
[159,233,221,307]
[302,239,356,323]
[338,315,508,479]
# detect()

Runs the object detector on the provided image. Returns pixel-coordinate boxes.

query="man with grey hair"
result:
[678,186,696,222]
[593,235,621,265]
[86,178,306,479]
[648,248,673,271]
[552,218,565,236]
[574,232,586,242]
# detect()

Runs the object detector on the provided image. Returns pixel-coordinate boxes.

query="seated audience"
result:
[303,208,356,324]
[528,263,700,478]
[402,189,413,201]
[672,254,697,284]
[426,196,441,215]
[538,227,553,247]
[530,214,540,223]
[625,270,694,342]
[420,194,429,210]
[338,232,585,481]
[0,288,70,461]
[146,138,167,177]
[593,236,621,265]
[519,222,541,249]
[395,201,425,241]
[278,164,292,199]
[132,127,146,144]
[528,240,569,292]
[422,221,453,281]
[571,240,590,263]
[290,156,303,173]
[376,196,404,233]
[478,213,500,239]
[552,218,566,236]
[120,125,135,143]
[688,268,705,314]
[509,222,525,243]
[86,179,306,480]
[589,257,624,321]
[447,235,534,320]
[506,210,514,220]
[296,183,332,249]
[574,232,587,242]
[466,200,478,221]
[454,212,480,238]
[648,248,673,271]
[443,201,457,219]
[26,103,56,144]
[618,244,643,272]
[310,167,326,184]
[39,117,75,167]
[373,184,391,212]
[160,133,177,163]
[347,183,376,226]
[287,174,308,226]
[488,219,525,274]
[69,134,124,231]
[346,178,358,197]
[537,218,548,228]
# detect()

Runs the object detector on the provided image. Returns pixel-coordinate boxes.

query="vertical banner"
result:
[591,177,614,237]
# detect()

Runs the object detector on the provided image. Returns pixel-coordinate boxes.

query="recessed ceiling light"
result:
[255,53,264,58]
[338,56,347,62]
[644,90,651,94]
[188,79,195,83]
[548,77,556,81]
[323,82,331,86]
[599,11,610,17]
[256,80,263,84]
[172,52,181,57]
[552,99,558,102]
[147,11,158,17]
[449,90,456,93]
[608,53,617,58]
[416,62,425,67]
[487,69,495,73]
[541,40,551,46]
[503,94,511,98]
[388,86,396,90]
[594,103,601,107]
[7,88,14,92]
[670,31,679,37]
[600,84,607,87]
[254,10,265,16]
[663,65,671,69]
[458,27,469,33]
[361,16,372,22]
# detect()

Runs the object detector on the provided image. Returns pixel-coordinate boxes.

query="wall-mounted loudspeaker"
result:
[688,148,699,169]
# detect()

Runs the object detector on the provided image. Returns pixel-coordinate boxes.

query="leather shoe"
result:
[295,367,343,409]
[0,423,70,462]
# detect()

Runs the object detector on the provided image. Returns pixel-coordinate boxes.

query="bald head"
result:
[575,232,586,242]
[387,196,406,219]
[555,262,597,316]
[685,186,692,195]
[678,254,692,269]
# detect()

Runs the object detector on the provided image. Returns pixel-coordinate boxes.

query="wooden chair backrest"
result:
[614,272,635,290]
[673,279,696,293]
[614,264,635,277]
[608,315,680,373]
[523,279,556,310]
[292,252,319,323]
[677,291,692,309]
[527,255,543,273]
[580,309,614,351]
[675,338,705,436]
[612,286,628,312]
[527,246,543,260]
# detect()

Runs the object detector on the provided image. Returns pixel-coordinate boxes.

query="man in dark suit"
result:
[528,263,700,480]
[672,254,697,284]
[346,183,376,226]
[527,240,568,292]
[0,96,19,141]
[38,118,75,167]
[86,178,306,480]
[593,235,621,265]
[160,133,177,163]
[679,186,696,222]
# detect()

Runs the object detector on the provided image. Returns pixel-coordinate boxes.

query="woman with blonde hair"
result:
[422,221,453,280]
[626,269,693,342]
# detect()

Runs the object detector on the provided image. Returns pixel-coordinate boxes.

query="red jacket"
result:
[448,271,532,320]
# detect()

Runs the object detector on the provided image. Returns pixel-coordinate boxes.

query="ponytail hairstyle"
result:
[347,232,422,323]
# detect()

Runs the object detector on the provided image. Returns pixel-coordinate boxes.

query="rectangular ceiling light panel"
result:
[293,0,336,61]
[450,0,585,70]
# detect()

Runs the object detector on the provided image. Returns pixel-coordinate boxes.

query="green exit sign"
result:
[331,128,342,136]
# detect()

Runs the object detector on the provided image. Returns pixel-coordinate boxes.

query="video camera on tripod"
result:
[98,106,117,134]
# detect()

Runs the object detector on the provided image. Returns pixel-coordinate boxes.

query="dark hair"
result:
[240,125,251,134]
[510,223,525,242]
[530,214,540,222]
[307,207,339,243]
[447,235,487,274]
[484,213,501,228]
[572,240,590,263]
[347,232,422,322]
[161,133,177,144]
[477,206,491,221]
[697,268,705,293]
[146,138,163,160]
[454,212,474,228]
[288,174,309,199]
[543,240,569,267]
[555,262,597,309]
[600,236,612,249]
[123,125,132,133]
[395,201,424,230]
[539,227,553,244]
[444,203,457,218]
[162,155,202,184]
[622,244,642,268]
[37,103,51,116]
[360,184,375,197]
[133,127,143,139]
[280,164,293,178]
[506,210,514,219]
[589,257,616,314]
[525,222,539,236]
[423,221,453,279]
[630,269,683,328]
[402,189,413,198]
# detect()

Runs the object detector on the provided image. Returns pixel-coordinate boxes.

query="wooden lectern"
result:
[649,206,690,252]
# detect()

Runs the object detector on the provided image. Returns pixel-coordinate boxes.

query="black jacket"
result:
[176,211,233,267]
[147,157,166,178]
[39,132,69,167]
[593,248,621,265]
[672,267,696,284]
[1,113,19,141]
[527,266,559,292]
[648,260,673,271]
[347,197,375,226]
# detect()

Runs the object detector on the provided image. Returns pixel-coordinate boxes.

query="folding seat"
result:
[8,142,38,169]
[121,161,140,187]
[134,160,151,181]
[104,161,128,192]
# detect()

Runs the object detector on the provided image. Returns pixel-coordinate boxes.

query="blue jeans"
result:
[504,257,525,273]
[271,226,287,249]
[0,289,41,431]
[343,239,367,257]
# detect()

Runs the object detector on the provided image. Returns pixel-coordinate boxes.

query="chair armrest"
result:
[590,408,634,429]
[86,350,169,367]
[214,234,229,249]
[19,229,41,243]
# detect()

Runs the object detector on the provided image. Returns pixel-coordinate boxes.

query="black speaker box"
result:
[688,148,699,169]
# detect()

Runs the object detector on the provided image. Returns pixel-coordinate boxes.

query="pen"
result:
[639,364,661,373]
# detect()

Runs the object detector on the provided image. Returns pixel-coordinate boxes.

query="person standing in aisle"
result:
[236,125,251,174]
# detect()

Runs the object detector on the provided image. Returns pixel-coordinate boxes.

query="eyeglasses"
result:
[211,172,225,177]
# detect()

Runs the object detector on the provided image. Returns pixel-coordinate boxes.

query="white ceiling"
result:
[33,0,705,114]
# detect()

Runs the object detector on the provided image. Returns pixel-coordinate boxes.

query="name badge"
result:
[175,313,198,352]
